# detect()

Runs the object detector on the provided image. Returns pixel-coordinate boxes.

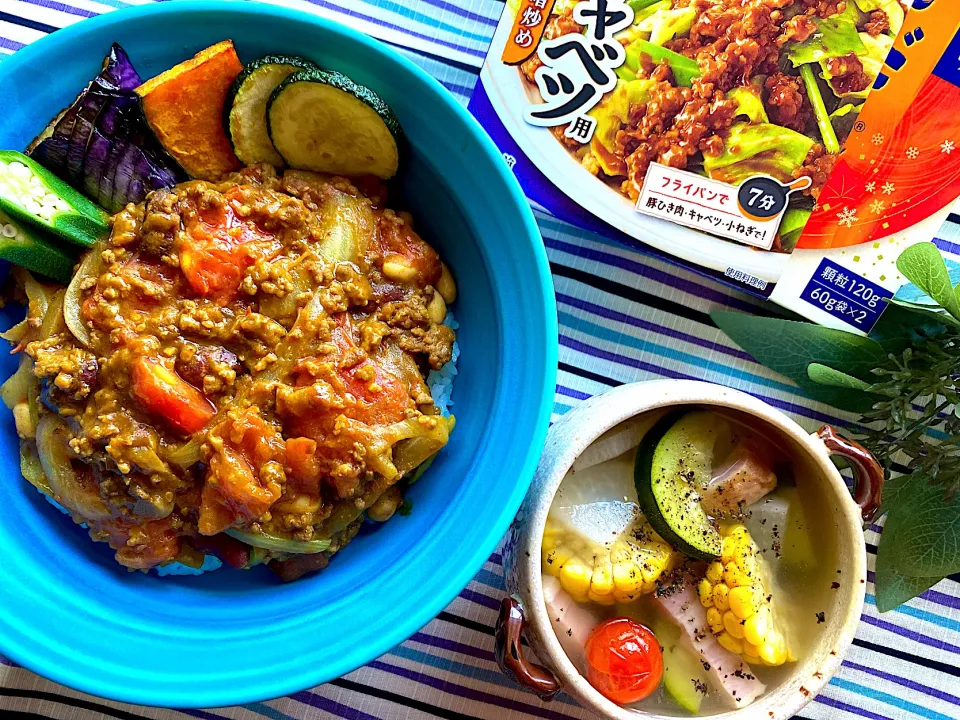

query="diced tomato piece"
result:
[131,356,216,434]
[180,186,281,299]
[376,213,442,287]
[285,436,322,496]
[201,407,285,530]
[331,313,408,426]
[198,483,236,536]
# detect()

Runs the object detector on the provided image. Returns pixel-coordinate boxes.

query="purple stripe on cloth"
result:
[0,37,26,52]
[544,238,762,314]
[866,571,960,611]
[293,690,385,720]
[300,0,486,59]
[557,292,755,363]
[559,334,856,427]
[860,615,960,655]
[460,588,501,610]
[843,660,960,706]
[411,631,494,662]
[368,659,582,720]
[557,384,592,400]
[815,693,893,720]
[0,653,14,667]
[490,552,503,566]
[415,0,498,27]
[178,711,231,720]
[18,0,96,19]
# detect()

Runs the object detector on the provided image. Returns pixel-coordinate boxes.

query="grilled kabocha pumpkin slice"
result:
[137,40,243,180]
[267,68,401,179]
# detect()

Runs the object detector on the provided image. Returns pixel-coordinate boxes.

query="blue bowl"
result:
[0,1,557,707]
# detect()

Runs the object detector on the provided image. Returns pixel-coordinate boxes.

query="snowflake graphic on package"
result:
[837,206,858,228]
[523,0,633,142]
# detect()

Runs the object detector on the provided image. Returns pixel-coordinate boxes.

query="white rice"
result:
[427,310,459,417]
[35,311,459,577]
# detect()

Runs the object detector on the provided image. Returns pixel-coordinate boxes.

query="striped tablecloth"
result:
[1,1,958,719]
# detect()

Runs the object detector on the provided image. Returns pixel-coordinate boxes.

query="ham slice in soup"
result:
[542,575,600,672]
[701,440,778,516]
[654,582,766,709]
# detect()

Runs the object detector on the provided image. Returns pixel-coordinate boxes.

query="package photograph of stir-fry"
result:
[0,1,957,720]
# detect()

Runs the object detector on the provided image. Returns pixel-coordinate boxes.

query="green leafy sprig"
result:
[714,242,960,612]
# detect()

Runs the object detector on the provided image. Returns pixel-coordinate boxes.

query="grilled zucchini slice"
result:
[267,68,401,179]
[225,55,318,166]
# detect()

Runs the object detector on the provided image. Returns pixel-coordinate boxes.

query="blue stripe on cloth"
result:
[16,0,97,19]
[369,655,584,717]
[828,677,957,720]
[559,310,802,395]
[296,0,487,60]
[860,614,960,655]
[815,692,895,720]
[865,594,960,633]
[243,702,300,720]
[557,291,756,362]
[544,237,765,314]
[354,0,493,43]
[842,660,960,707]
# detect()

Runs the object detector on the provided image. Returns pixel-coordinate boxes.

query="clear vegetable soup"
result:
[542,408,839,714]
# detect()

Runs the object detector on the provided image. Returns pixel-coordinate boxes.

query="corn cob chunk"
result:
[542,516,677,605]
[696,523,791,666]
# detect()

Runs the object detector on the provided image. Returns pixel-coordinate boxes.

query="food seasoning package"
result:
[468,0,960,332]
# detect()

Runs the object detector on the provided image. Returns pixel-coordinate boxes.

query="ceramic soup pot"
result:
[496,380,882,720]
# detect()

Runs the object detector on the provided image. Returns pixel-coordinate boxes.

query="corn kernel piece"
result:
[588,589,617,605]
[721,536,736,563]
[698,579,714,607]
[591,561,614,595]
[560,561,592,598]
[729,586,759,620]
[706,607,723,628]
[717,632,744,655]
[743,641,762,662]
[723,562,749,588]
[743,605,770,647]
[723,610,745,639]
[613,590,636,603]
[706,561,724,583]
[613,561,640,592]
[713,583,730,611]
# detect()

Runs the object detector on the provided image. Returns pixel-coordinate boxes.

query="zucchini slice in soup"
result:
[267,68,401,179]
[634,411,725,560]
[225,55,318,166]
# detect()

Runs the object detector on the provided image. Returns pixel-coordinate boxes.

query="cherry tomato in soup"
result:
[585,618,664,705]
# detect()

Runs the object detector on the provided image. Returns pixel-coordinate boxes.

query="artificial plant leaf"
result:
[870,302,949,354]
[895,243,960,321]
[885,471,960,578]
[713,312,883,412]
[808,363,871,390]
[874,556,944,613]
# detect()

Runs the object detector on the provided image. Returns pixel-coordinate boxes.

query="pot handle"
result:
[817,425,884,523]
[495,597,561,701]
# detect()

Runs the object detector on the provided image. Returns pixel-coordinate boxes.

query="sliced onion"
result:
[19,439,52,495]
[38,289,65,341]
[35,414,112,520]
[166,437,203,468]
[64,245,104,349]
[225,528,330,554]
[571,410,665,473]
[1,354,34,409]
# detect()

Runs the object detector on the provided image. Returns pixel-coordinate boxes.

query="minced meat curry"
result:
[5,165,457,580]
